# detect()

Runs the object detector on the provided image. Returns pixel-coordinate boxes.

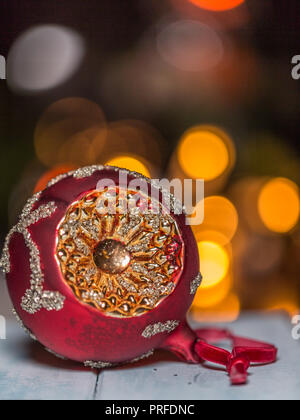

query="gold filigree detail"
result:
[56,187,184,318]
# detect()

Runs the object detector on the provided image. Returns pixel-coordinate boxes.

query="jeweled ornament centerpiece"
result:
[93,239,131,274]
[0,165,277,385]
[0,165,200,365]
[55,186,184,317]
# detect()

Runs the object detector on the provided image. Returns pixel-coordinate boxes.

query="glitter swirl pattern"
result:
[0,193,65,314]
[56,187,184,317]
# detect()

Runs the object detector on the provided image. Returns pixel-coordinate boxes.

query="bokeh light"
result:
[234,230,284,277]
[267,301,299,317]
[34,98,106,167]
[90,120,164,177]
[191,293,240,322]
[258,178,300,233]
[157,20,224,72]
[2,2,300,324]
[193,196,238,246]
[108,121,163,168]
[193,272,233,308]
[35,97,106,139]
[229,177,268,234]
[99,50,175,118]
[34,164,77,193]
[58,126,107,167]
[169,0,250,31]
[189,0,244,12]
[8,25,85,93]
[198,241,230,289]
[178,126,235,181]
[106,156,151,178]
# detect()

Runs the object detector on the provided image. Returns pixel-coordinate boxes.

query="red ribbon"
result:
[194,328,278,385]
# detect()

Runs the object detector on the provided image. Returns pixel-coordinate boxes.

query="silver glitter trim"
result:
[1,164,185,314]
[47,166,106,188]
[22,289,65,314]
[84,349,154,370]
[21,192,42,219]
[84,360,115,369]
[0,193,41,274]
[47,172,71,188]
[0,194,65,314]
[190,273,203,295]
[142,320,180,338]
[70,165,185,215]
[151,179,185,215]
[12,309,37,341]
[44,347,68,360]
[42,165,184,215]
[128,349,154,364]
[74,165,105,179]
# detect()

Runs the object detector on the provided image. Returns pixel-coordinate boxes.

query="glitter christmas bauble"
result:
[1,166,202,366]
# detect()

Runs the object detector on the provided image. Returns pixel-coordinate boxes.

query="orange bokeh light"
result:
[34,97,106,167]
[198,241,230,289]
[106,156,151,178]
[34,164,77,193]
[193,272,232,308]
[58,126,108,167]
[267,301,299,318]
[189,0,244,12]
[258,178,300,233]
[193,196,239,246]
[191,293,240,322]
[194,240,232,308]
[178,126,235,181]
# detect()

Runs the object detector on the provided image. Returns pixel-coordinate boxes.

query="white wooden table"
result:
[0,278,299,400]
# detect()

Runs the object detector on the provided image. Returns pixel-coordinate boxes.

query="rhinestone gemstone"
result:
[94,239,131,274]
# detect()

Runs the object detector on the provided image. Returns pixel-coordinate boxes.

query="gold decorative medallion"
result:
[56,187,184,317]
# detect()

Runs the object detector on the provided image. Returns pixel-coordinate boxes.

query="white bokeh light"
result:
[8,24,85,93]
[157,20,224,72]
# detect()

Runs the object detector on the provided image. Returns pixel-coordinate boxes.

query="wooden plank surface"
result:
[0,278,97,400]
[0,322,98,400]
[94,314,300,401]
[1,277,300,400]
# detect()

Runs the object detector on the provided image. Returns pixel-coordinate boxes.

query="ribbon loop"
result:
[194,328,277,385]
[227,354,250,385]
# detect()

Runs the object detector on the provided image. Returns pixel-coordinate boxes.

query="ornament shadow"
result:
[21,339,181,372]
[24,339,95,372]
[17,336,259,377]
[112,349,193,372]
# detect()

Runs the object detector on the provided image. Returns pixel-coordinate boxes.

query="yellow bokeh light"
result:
[192,196,239,246]
[198,241,230,289]
[34,98,106,167]
[109,120,163,168]
[258,178,300,233]
[106,156,151,178]
[267,301,299,318]
[34,164,77,193]
[191,293,240,323]
[178,127,230,181]
[189,0,244,11]
[58,126,107,167]
[193,272,232,308]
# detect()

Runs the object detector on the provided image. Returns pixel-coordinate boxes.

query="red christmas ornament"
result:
[0,166,277,384]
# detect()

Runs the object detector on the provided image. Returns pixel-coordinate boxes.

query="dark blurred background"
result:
[0,0,300,320]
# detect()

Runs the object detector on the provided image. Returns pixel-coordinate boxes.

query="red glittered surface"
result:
[6,167,199,363]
